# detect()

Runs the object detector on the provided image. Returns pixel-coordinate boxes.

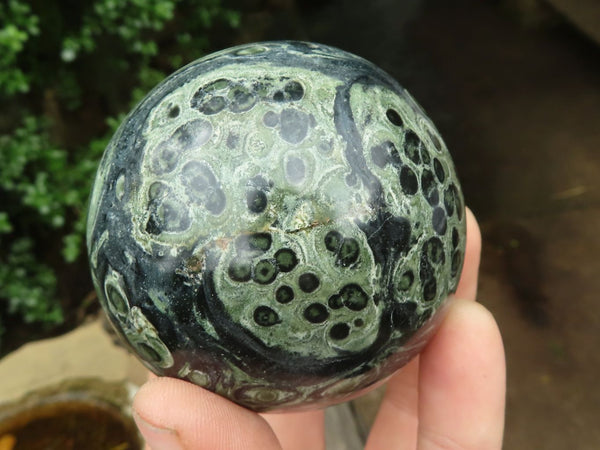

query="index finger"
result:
[454,207,481,301]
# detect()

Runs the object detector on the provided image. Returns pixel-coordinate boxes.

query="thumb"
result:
[133,376,282,450]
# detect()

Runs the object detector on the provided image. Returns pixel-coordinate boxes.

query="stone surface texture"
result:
[87,41,465,411]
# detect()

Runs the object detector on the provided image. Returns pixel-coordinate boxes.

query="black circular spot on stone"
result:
[324,230,343,252]
[226,133,239,149]
[303,303,329,323]
[236,232,272,255]
[286,156,306,184]
[191,79,230,114]
[151,141,179,174]
[273,91,285,102]
[400,166,418,195]
[397,270,414,291]
[246,189,267,213]
[204,188,226,215]
[432,207,447,235]
[207,96,228,114]
[274,248,298,272]
[386,108,403,127]
[421,169,439,206]
[318,140,333,154]
[452,227,460,249]
[182,161,218,195]
[228,85,257,113]
[168,105,180,118]
[340,284,369,311]
[354,318,364,327]
[254,306,280,327]
[248,233,272,252]
[424,237,445,265]
[160,147,176,165]
[280,108,309,144]
[275,285,294,304]
[263,111,278,127]
[284,80,304,100]
[147,195,191,233]
[228,259,252,282]
[193,95,227,115]
[345,172,357,186]
[328,294,343,309]
[403,130,421,164]
[253,259,278,284]
[329,323,350,340]
[433,158,446,182]
[299,273,320,293]
[337,238,360,267]
[423,278,437,301]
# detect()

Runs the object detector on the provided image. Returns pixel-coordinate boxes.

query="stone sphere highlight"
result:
[87,41,466,411]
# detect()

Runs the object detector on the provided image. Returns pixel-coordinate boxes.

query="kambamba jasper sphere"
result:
[87,41,466,411]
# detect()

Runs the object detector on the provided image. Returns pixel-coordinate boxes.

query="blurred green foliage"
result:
[0,0,239,347]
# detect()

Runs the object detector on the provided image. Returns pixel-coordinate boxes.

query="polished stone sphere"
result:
[87,41,466,411]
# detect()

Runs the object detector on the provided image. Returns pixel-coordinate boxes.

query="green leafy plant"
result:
[0,0,39,95]
[0,0,239,350]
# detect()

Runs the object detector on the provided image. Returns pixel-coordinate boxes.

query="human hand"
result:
[132,208,506,449]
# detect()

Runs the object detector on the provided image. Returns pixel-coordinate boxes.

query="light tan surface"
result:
[0,318,147,405]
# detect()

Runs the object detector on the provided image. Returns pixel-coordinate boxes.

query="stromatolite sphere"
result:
[87,41,466,411]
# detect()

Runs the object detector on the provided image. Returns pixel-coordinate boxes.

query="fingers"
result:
[417,299,506,450]
[261,410,325,450]
[133,376,282,450]
[365,357,420,450]
[455,207,482,301]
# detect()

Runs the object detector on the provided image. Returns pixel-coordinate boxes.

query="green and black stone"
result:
[87,41,466,411]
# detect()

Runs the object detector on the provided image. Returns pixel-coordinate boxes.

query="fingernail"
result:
[133,410,183,450]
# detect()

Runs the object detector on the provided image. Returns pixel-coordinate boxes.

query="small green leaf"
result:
[0,212,12,234]
[62,233,82,263]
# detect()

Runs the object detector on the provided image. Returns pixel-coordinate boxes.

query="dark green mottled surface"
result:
[87,41,466,411]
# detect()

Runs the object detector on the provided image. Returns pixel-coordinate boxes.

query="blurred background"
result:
[1,0,599,448]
